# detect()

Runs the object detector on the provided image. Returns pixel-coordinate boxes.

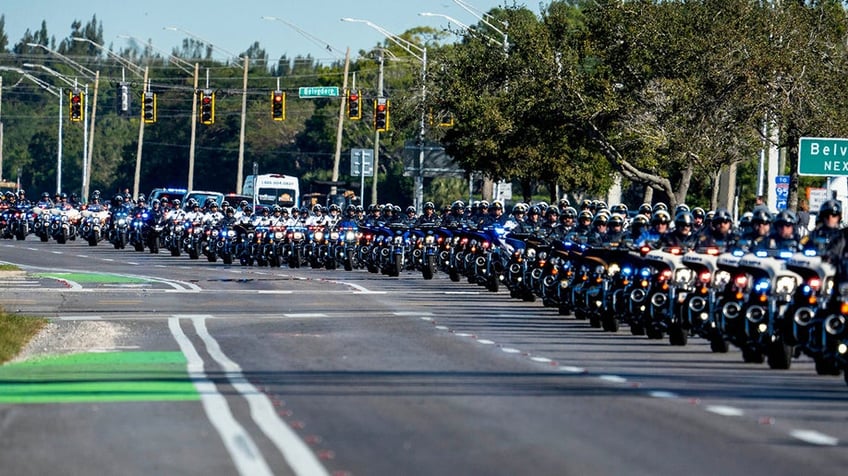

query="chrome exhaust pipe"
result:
[631,288,647,303]
[723,302,741,319]
[509,263,521,274]
[475,256,487,267]
[651,292,668,308]
[745,305,767,324]
[793,307,815,327]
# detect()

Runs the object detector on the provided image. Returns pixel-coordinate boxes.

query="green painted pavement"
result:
[35,272,150,284]
[0,352,199,404]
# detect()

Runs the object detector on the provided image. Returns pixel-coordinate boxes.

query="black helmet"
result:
[173,199,181,207]
[563,207,577,219]
[406,205,416,214]
[692,207,706,220]
[638,203,653,215]
[451,200,465,211]
[329,204,341,213]
[774,210,797,227]
[674,211,694,228]
[60,192,68,200]
[546,206,560,217]
[611,204,628,216]
[751,209,772,224]
[42,192,50,199]
[652,202,668,212]
[713,208,733,224]
[631,214,649,228]
[593,213,608,226]
[528,206,541,216]
[820,199,842,217]
[608,214,624,227]
[578,210,593,221]
[424,201,435,210]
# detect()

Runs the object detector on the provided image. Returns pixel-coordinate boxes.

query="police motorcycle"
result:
[304,224,329,269]
[183,217,205,260]
[31,206,52,242]
[726,248,802,367]
[108,208,130,250]
[677,247,726,347]
[284,224,308,268]
[461,224,506,292]
[146,213,167,254]
[379,223,411,277]
[164,215,185,257]
[502,232,543,302]
[782,247,836,368]
[79,208,108,246]
[635,245,688,341]
[48,207,79,244]
[129,208,151,252]
[7,205,31,240]
[0,207,10,239]
[585,242,641,332]
[810,280,848,382]
[332,216,360,272]
[208,221,237,265]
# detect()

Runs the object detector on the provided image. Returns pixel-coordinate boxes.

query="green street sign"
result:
[298,86,340,98]
[798,137,848,176]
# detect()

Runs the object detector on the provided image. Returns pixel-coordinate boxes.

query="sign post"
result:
[351,148,374,203]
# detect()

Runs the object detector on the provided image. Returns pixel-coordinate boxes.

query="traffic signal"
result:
[374,97,389,132]
[199,89,215,125]
[117,83,130,116]
[347,89,362,120]
[142,92,157,124]
[69,90,84,122]
[271,90,285,121]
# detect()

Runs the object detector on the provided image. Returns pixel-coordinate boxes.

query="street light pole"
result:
[341,18,428,212]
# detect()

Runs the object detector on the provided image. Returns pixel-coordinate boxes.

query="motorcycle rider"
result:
[442,200,467,227]
[504,203,531,233]
[802,199,842,254]
[694,208,737,250]
[635,209,671,248]
[605,213,627,244]
[586,213,610,246]
[525,206,544,233]
[658,211,697,248]
[203,202,224,226]
[692,207,707,234]
[16,190,30,207]
[415,201,441,226]
[765,210,801,252]
[740,209,772,252]
[36,192,53,209]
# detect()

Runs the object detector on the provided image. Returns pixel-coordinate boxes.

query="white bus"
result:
[243,174,300,210]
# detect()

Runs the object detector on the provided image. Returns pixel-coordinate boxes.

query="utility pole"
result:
[372,50,385,205]
[236,55,249,194]
[188,63,200,191]
[84,70,99,201]
[331,48,351,198]
[133,67,149,199]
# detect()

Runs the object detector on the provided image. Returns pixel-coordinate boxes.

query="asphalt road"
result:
[0,237,846,476]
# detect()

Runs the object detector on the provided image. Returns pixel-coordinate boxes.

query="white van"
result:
[243,174,300,209]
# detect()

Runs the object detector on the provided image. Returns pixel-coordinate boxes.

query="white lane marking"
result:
[102,258,115,262]
[790,430,839,446]
[58,315,102,320]
[705,405,745,417]
[435,325,449,331]
[324,279,373,293]
[50,251,63,255]
[454,332,473,337]
[530,357,553,363]
[168,317,274,476]
[56,278,83,290]
[559,366,586,374]
[282,313,328,318]
[75,255,89,258]
[154,265,167,268]
[419,317,434,322]
[477,339,495,345]
[25,247,38,251]
[257,290,294,295]
[649,391,679,399]
[192,317,329,476]
[396,312,433,316]
[501,347,521,354]
[126,262,140,265]
[445,291,480,295]
[599,375,627,384]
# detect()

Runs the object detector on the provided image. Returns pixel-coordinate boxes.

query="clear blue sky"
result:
[4,1,540,64]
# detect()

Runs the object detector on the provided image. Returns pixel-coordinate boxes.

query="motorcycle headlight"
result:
[314,231,324,241]
[608,263,620,275]
[211,230,219,237]
[424,235,435,244]
[227,230,236,237]
[526,249,536,259]
[330,232,340,240]
[674,268,694,285]
[275,231,284,239]
[775,276,797,294]
[118,218,127,225]
[345,231,356,241]
[294,232,304,240]
[393,236,403,244]
[61,215,69,223]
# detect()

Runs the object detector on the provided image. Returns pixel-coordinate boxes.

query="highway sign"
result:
[798,137,848,176]
[298,86,340,98]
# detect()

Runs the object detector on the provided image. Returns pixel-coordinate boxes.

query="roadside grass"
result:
[0,264,21,271]
[0,308,48,364]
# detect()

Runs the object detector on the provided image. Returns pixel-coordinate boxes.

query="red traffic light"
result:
[202,96,211,104]
[71,95,81,104]
[273,94,283,103]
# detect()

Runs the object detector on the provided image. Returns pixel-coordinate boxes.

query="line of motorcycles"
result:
[4,204,848,386]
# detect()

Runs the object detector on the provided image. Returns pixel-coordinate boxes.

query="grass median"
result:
[0,264,48,364]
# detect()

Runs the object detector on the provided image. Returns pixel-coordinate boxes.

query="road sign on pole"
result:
[298,86,340,98]
[798,137,848,176]
[350,148,374,177]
